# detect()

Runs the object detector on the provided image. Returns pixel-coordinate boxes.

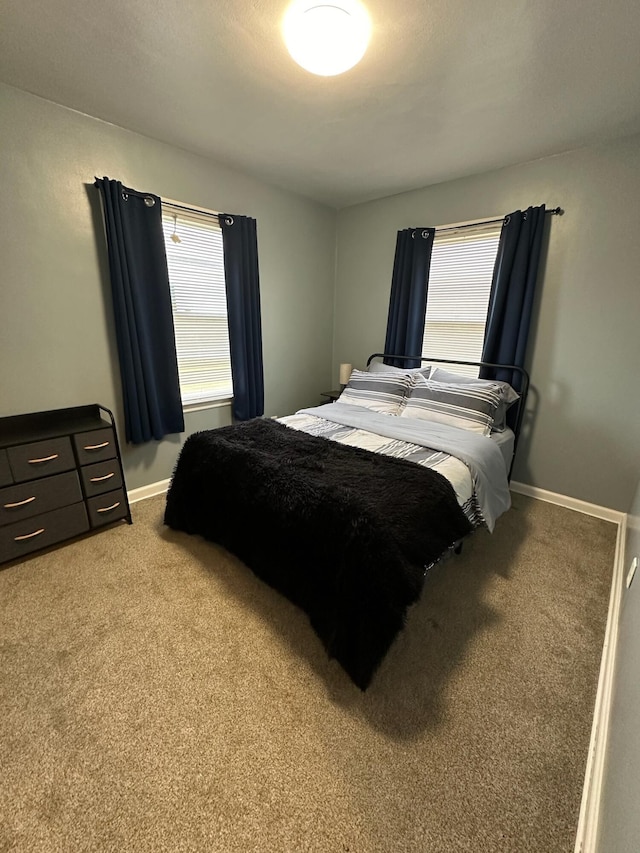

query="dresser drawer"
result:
[73,428,116,466]
[7,436,75,483]
[80,460,123,498]
[0,406,130,565]
[0,450,12,487]
[87,488,128,528]
[0,470,82,527]
[0,502,89,563]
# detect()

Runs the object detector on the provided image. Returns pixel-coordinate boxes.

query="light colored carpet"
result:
[0,493,615,852]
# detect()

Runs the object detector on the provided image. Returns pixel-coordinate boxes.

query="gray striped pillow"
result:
[428,366,519,432]
[339,369,411,414]
[400,376,503,435]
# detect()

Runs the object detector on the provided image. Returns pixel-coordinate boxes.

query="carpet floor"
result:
[0,493,615,853]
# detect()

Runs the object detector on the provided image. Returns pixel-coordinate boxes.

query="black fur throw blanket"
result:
[164,418,472,689]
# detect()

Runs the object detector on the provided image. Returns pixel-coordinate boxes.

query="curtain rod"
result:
[435,206,563,235]
[94,178,152,199]
[94,181,220,218]
[161,197,221,217]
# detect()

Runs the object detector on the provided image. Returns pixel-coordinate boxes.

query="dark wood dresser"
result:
[0,404,131,565]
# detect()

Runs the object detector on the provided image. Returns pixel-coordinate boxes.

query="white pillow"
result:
[339,369,411,415]
[369,360,431,378]
[400,376,503,435]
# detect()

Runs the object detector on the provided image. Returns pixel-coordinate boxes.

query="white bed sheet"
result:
[280,403,515,532]
[280,412,475,510]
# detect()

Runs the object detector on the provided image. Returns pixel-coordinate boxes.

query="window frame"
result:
[161,198,233,412]
[421,217,502,378]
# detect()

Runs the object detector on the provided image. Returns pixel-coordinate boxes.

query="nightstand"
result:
[320,390,341,404]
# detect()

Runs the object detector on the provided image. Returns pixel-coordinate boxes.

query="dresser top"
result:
[0,405,112,448]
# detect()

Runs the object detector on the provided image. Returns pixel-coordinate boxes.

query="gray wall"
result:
[597,478,640,852]
[0,84,336,489]
[333,135,640,511]
[2,80,639,509]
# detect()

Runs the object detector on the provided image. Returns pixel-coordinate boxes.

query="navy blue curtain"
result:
[481,205,546,391]
[94,178,184,444]
[383,228,435,368]
[218,214,264,421]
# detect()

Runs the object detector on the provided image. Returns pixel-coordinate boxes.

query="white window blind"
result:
[421,221,502,378]
[161,203,233,406]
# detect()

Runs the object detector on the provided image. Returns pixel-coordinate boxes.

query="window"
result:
[421,220,501,378]
[161,203,233,407]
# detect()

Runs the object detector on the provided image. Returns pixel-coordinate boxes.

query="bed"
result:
[164,355,529,689]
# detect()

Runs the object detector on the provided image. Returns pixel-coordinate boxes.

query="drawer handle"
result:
[14,528,45,541]
[90,472,115,482]
[97,502,120,513]
[84,441,110,451]
[28,454,59,464]
[4,496,36,509]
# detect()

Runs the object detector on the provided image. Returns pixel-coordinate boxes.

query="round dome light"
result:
[282,1,371,77]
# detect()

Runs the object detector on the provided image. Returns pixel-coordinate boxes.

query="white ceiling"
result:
[1,0,640,208]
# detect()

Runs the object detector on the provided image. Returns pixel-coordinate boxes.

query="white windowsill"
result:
[183,397,233,414]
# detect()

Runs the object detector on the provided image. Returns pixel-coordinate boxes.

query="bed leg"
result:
[453,540,463,555]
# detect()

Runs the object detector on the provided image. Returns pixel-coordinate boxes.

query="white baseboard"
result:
[127,478,170,504]
[510,481,624,524]
[574,513,627,853]
[511,481,626,851]
[130,478,622,517]
[129,477,623,521]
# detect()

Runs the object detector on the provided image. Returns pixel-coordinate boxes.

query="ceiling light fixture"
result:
[282,0,371,77]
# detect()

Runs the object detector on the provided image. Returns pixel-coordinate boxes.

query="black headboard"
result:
[366,353,529,477]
